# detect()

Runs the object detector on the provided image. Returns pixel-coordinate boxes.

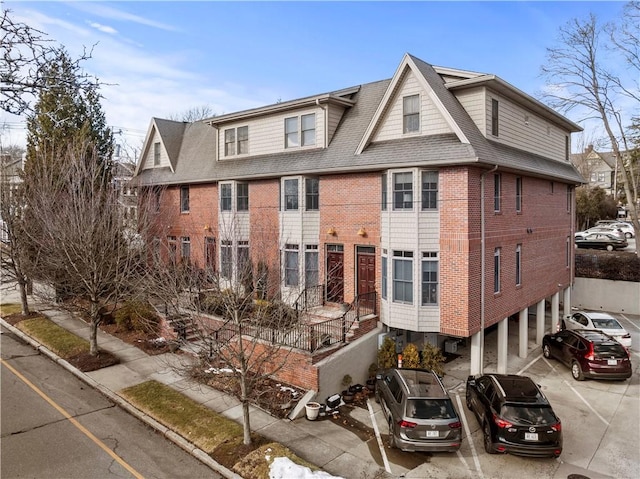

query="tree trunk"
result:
[89,299,100,356]
[240,373,252,445]
[18,276,30,316]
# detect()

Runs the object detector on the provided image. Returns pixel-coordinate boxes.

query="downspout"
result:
[480,165,499,374]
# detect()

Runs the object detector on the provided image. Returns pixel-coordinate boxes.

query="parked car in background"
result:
[542,329,632,381]
[575,226,625,240]
[563,311,632,349]
[608,222,635,238]
[595,219,621,226]
[574,232,628,251]
[376,368,461,452]
[465,374,562,457]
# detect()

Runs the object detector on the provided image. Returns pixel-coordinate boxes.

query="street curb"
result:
[1,317,243,479]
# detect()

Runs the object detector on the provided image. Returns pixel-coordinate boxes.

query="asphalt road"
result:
[0,327,220,479]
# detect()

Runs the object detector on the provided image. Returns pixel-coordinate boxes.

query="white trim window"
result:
[421,252,438,305]
[516,177,522,213]
[284,178,299,210]
[237,182,249,211]
[421,171,438,210]
[220,183,232,211]
[393,172,413,210]
[403,95,419,133]
[381,254,387,300]
[224,126,249,156]
[305,245,319,286]
[494,173,501,212]
[285,114,316,148]
[180,186,190,213]
[515,244,522,286]
[221,240,233,279]
[284,244,299,287]
[393,250,413,304]
[181,237,191,263]
[153,142,161,166]
[494,247,501,294]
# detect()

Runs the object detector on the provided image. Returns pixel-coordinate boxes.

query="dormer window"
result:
[224,126,249,156]
[403,95,419,133]
[285,114,316,148]
[153,142,161,166]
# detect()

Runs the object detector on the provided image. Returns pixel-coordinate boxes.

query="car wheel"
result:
[543,343,552,359]
[388,420,395,449]
[571,361,585,381]
[625,232,632,239]
[606,244,614,251]
[483,422,497,454]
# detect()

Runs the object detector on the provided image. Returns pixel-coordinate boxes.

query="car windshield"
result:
[501,405,556,425]
[591,318,623,330]
[407,399,457,419]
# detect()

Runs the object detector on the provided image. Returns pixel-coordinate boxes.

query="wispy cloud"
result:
[70,2,179,32]
[88,22,117,35]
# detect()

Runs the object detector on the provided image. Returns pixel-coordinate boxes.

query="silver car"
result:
[375,368,461,452]
[563,311,632,349]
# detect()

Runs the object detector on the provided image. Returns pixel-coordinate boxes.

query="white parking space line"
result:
[618,314,640,331]
[562,380,610,426]
[454,392,484,479]
[516,352,543,375]
[366,398,391,474]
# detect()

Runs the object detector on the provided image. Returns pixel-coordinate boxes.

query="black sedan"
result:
[575,232,627,251]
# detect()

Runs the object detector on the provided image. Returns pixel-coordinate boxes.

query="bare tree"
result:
[1,8,97,115]
[144,210,301,446]
[0,151,30,314]
[168,105,216,122]
[541,11,640,237]
[23,139,149,355]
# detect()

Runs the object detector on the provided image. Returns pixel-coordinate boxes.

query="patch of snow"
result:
[269,457,344,479]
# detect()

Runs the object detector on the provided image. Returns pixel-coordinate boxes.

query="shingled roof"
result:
[134,53,583,186]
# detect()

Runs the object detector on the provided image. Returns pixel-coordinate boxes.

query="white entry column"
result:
[563,287,571,319]
[470,331,482,376]
[519,308,528,358]
[551,292,560,332]
[536,299,546,345]
[497,317,508,374]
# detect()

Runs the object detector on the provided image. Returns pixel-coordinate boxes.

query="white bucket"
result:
[305,402,321,420]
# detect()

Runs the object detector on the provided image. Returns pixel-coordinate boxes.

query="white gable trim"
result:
[134,120,175,175]
[355,54,469,155]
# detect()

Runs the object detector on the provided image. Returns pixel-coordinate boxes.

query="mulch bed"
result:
[67,350,120,372]
[2,311,41,326]
[100,323,172,355]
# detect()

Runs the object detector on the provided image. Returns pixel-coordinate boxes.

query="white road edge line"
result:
[366,398,392,474]
[517,353,543,375]
[454,392,484,479]
[562,380,610,426]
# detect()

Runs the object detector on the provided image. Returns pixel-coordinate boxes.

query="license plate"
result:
[425,431,439,438]
[524,432,538,441]
[607,359,618,365]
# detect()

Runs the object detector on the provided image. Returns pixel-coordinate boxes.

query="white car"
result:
[563,311,632,349]
[575,226,625,240]
[609,222,635,239]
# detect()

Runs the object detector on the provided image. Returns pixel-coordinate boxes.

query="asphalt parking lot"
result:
[362,312,640,479]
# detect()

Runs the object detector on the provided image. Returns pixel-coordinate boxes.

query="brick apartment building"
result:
[133,53,583,379]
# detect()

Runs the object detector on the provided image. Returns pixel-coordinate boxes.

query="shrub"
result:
[115,301,159,333]
[421,342,446,376]
[402,343,421,368]
[377,336,398,369]
[575,251,640,282]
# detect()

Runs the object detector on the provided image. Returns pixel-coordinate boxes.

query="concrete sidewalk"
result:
[2,284,622,479]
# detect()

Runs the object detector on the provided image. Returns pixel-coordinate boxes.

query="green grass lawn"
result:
[121,380,315,478]
[17,316,89,358]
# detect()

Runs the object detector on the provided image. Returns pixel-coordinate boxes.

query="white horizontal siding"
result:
[142,131,170,170]
[455,88,486,135]
[373,70,452,143]
[218,107,326,159]
[301,212,320,244]
[486,91,568,161]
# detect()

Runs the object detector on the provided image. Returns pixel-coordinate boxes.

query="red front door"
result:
[357,248,375,310]
[326,249,344,304]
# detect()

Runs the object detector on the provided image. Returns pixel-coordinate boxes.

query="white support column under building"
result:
[551,292,560,332]
[536,299,546,345]
[563,287,571,318]
[470,331,482,376]
[519,308,528,358]
[497,317,508,374]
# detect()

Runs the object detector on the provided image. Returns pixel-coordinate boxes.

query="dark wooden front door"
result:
[326,248,344,304]
[357,247,375,310]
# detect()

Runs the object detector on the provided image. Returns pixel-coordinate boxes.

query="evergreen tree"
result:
[24,49,113,179]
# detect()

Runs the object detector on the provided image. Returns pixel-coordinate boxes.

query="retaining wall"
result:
[571,278,640,315]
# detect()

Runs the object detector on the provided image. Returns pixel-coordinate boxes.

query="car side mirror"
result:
[375,374,383,380]
[467,379,476,388]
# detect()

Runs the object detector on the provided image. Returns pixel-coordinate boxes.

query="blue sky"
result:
[1,1,628,157]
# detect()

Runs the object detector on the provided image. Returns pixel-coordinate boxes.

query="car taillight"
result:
[551,422,562,432]
[493,413,512,428]
[585,342,595,361]
[398,420,417,428]
[449,421,461,429]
